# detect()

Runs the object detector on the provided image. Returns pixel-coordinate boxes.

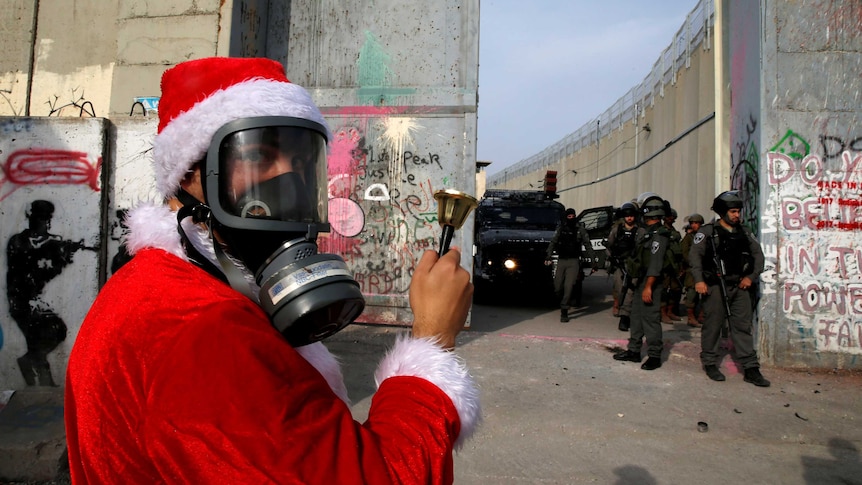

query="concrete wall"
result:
[287,0,480,324]
[757,0,862,368]
[487,0,718,223]
[0,117,106,389]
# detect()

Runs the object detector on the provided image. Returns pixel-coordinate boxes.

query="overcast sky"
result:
[478,0,701,176]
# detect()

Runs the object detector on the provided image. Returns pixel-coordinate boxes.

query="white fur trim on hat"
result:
[374,334,481,449]
[152,79,331,198]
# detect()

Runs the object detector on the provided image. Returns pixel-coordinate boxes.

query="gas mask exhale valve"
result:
[185,116,365,346]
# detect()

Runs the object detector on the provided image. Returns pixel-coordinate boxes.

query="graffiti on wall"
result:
[5,200,97,385]
[320,120,445,297]
[731,113,761,233]
[765,130,862,355]
[1,141,102,202]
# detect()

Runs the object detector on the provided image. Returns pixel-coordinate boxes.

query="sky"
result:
[478,0,701,176]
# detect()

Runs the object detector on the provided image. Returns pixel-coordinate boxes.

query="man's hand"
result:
[738,276,753,290]
[409,248,473,349]
[695,282,709,295]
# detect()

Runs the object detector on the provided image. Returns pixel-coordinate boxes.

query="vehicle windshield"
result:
[479,206,563,228]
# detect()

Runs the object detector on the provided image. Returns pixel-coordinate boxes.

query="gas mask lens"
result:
[217,125,327,225]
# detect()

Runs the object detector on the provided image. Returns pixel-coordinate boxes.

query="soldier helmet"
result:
[640,195,666,218]
[687,213,705,224]
[618,202,638,218]
[636,192,660,207]
[712,191,744,216]
[26,200,55,220]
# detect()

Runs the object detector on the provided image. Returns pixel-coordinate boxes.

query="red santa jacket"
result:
[65,203,480,484]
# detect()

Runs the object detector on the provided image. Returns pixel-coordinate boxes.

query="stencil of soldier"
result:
[6,200,95,386]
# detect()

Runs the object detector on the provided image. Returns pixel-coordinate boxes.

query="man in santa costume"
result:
[65,57,480,484]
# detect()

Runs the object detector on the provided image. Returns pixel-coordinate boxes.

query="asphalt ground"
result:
[3,270,862,484]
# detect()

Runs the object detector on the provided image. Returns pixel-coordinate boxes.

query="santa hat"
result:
[152,57,330,198]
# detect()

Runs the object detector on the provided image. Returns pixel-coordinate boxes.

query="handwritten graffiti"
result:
[1,149,102,201]
[766,129,862,355]
[817,319,862,351]
[321,123,446,296]
[768,150,862,232]
[820,135,862,160]
[731,114,760,233]
[769,129,811,160]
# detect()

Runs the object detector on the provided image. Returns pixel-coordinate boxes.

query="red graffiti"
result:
[2,149,101,200]
[781,196,862,231]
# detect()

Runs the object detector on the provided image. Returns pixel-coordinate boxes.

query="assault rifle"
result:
[708,231,732,337]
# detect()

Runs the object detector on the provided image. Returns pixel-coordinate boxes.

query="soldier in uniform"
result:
[605,202,638,329]
[681,213,705,326]
[613,194,671,370]
[661,208,684,323]
[546,208,598,322]
[688,191,770,387]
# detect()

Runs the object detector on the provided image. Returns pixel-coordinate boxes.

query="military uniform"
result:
[547,210,597,322]
[689,222,765,372]
[626,223,670,362]
[605,220,637,319]
[613,194,672,370]
[661,220,684,322]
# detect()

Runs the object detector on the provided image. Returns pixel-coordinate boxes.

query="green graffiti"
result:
[769,130,810,160]
[746,142,759,166]
[356,31,415,105]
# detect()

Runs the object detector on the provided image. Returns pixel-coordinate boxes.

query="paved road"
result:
[331,271,862,484]
[3,271,862,483]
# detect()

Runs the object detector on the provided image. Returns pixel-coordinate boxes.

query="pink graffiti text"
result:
[816,318,862,351]
[783,279,862,315]
[768,151,862,186]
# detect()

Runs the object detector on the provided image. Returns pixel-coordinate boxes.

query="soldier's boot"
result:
[743,367,771,387]
[703,365,726,381]
[612,298,620,317]
[641,356,662,371]
[613,349,642,362]
[618,315,630,332]
[661,305,674,324]
[697,310,705,324]
[687,308,701,327]
[560,308,569,323]
[668,304,683,321]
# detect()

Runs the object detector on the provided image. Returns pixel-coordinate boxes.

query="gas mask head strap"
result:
[175,189,256,300]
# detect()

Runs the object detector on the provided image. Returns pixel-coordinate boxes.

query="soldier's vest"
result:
[610,223,637,258]
[702,224,755,278]
[625,225,673,279]
[664,227,683,275]
[556,222,582,259]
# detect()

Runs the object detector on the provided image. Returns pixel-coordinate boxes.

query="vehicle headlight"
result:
[503,259,517,270]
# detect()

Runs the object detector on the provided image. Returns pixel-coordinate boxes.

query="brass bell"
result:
[433,189,478,256]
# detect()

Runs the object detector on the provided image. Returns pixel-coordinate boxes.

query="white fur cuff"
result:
[374,334,481,448]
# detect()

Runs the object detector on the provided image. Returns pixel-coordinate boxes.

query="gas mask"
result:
[181,116,365,347]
